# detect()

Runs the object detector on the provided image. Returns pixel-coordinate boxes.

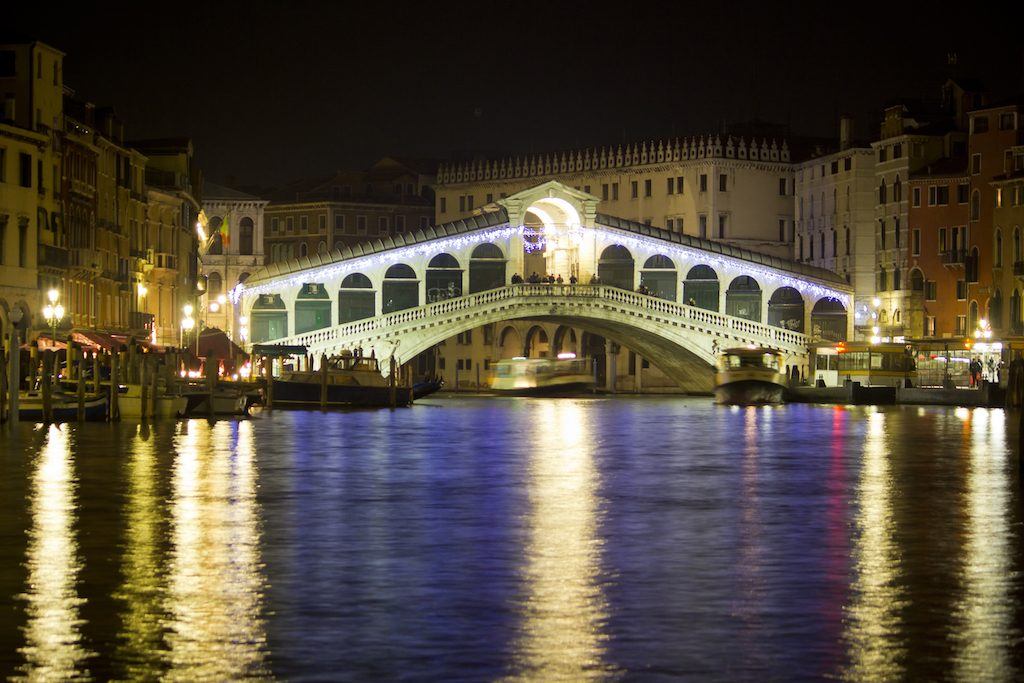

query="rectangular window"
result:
[19,222,27,266]
[717,214,727,238]
[700,174,708,192]
[996,188,1003,208]
[677,176,684,193]
[913,187,921,207]
[971,154,981,175]
[957,183,969,203]
[912,228,920,256]
[459,196,465,212]
[440,197,447,213]
[271,217,279,231]
[719,174,727,191]
[667,177,675,195]
[466,195,474,211]
[631,181,638,199]
[831,160,839,174]
[999,112,1015,130]
[878,147,887,163]
[893,143,903,158]
[644,178,652,197]
[699,214,707,239]
[612,183,619,200]
[319,215,326,230]
[419,216,429,229]
[378,216,389,233]
[778,219,786,242]
[334,214,345,231]
[844,157,852,171]
[926,316,936,336]
[19,152,31,187]
[396,215,405,232]
[356,215,366,234]
[486,193,493,204]
[666,218,674,231]
[584,185,590,194]
[956,316,967,335]
[879,219,886,248]
[300,215,308,231]
[286,216,294,232]
[972,115,989,134]
[779,177,787,196]
[956,280,967,300]
[925,282,937,302]
[602,183,609,200]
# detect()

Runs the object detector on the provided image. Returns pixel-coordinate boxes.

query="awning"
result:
[197,327,247,360]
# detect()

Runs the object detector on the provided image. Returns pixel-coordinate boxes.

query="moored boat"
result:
[269,351,413,409]
[490,355,596,396]
[714,347,788,405]
[19,392,109,422]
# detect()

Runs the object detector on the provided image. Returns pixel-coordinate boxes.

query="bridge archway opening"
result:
[580,331,608,386]
[523,325,550,358]
[295,283,331,334]
[683,265,719,310]
[811,297,848,341]
[251,294,288,343]
[767,286,805,332]
[469,243,506,293]
[640,254,677,301]
[426,253,462,302]
[598,245,635,290]
[726,276,762,322]
[339,273,375,324]
[552,325,578,356]
[382,263,419,313]
[498,325,523,359]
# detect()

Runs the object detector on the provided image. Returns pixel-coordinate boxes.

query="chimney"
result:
[839,115,853,151]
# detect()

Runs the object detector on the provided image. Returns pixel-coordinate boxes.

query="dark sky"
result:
[10,1,1023,188]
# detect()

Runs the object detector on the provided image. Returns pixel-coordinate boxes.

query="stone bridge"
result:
[234,181,852,390]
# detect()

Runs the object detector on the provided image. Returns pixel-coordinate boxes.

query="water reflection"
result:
[114,425,168,677]
[164,421,269,680]
[843,409,907,680]
[952,409,1016,679]
[509,400,611,680]
[16,425,92,679]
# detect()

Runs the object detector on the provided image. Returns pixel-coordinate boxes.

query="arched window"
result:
[318,240,327,255]
[894,309,901,324]
[334,241,344,252]
[767,286,805,331]
[1012,289,1023,334]
[910,268,924,292]
[469,243,506,293]
[832,188,837,215]
[878,267,888,292]
[295,283,331,334]
[831,230,837,257]
[845,185,851,211]
[640,254,677,301]
[845,227,851,255]
[969,300,979,331]
[893,175,902,203]
[1015,227,1022,263]
[239,217,254,255]
[893,267,901,291]
[683,265,719,311]
[798,234,804,260]
[299,242,308,257]
[339,272,375,323]
[725,275,761,322]
[382,263,419,313]
[812,298,848,342]
[990,290,1004,332]
[426,253,462,302]
[597,245,635,290]
[879,179,887,204]
[995,229,1003,267]
[207,216,223,255]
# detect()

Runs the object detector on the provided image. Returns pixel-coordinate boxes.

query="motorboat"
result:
[714,346,788,404]
[412,378,444,400]
[490,355,596,396]
[19,391,108,422]
[270,351,413,408]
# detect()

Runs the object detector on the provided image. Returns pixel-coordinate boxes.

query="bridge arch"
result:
[683,264,719,311]
[523,325,551,357]
[382,263,419,313]
[767,286,805,332]
[295,283,332,334]
[640,254,677,301]
[426,253,463,302]
[598,245,635,290]
[339,273,375,324]
[469,243,506,293]
[498,325,523,359]
[811,297,848,341]
[251,294,288,342]
[726,276,761,322]
[552,325,579,356]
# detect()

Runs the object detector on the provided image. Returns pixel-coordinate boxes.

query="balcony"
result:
[38,244,69,269]
[129,311,154,332]
[942,249,967,266]
[153,252,178,270]
[69,248,101,271]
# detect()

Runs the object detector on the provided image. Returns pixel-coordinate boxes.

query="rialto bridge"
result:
[233,182,852,391]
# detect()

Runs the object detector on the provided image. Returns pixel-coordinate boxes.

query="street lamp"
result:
[238,315,249,343]
[42,288,64,344]
[181,304,195,348]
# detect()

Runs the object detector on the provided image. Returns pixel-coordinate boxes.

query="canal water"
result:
[1,398,1023,681]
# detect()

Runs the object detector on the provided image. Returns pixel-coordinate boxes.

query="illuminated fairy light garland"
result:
[234,222,851,307]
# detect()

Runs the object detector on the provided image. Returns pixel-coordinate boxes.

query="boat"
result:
[19,392,109,422]
[412,378,444,400]
[180,386,253,417]
[490,355,596,396]
[714,346,788,404]
[269,351,413,409]
[117,383,189,419]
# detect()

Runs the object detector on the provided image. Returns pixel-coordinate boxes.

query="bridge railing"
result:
[273,283,808,351]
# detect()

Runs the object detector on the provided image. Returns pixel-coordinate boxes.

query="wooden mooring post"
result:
[264,356,274,410]
[41,350,53,424]
[389,356,397,409]
[76,348,86,422]
[0,348,8,424]
[109,350,120,421]
[319,353,328,409]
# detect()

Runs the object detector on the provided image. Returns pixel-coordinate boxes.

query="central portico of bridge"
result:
[233,182,852,391]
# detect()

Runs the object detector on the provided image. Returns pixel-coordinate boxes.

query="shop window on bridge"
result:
[295,283,331,334]
[339,273,375,323]
[811,297,847,342]
[640,254,677,301]
[251,294,288,343]
[426,253,463,302]
[469,243,506,293]
[598,245,634,290]
[383,263,419,313]
[726,276,762,322]
[767,286,805,332]
[683,264,719,311]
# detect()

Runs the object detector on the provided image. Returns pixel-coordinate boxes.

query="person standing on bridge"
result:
[556,274,564,284]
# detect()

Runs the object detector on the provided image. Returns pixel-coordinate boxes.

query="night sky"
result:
[10,2,1023,188]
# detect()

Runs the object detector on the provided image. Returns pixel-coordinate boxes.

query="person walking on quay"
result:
[969,358,982,387]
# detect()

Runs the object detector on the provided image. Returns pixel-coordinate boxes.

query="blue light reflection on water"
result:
[0,398,1022,681]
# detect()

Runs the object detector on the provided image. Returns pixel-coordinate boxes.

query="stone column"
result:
[635,353,643,392]
[605,341,620,393]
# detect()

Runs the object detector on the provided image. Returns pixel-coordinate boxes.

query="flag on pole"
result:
[220,211,231,246]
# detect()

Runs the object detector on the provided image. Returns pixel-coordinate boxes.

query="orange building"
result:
[907,160,970,336]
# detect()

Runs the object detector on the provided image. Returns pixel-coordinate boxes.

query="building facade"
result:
[200,182,267,341]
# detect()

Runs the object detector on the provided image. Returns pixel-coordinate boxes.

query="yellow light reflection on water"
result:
[17,425,93,679]
[952,408,1014,680]
[508,400,612,681]
[164,421,269,680]
[114,425,168,677]
[843,410,906,680]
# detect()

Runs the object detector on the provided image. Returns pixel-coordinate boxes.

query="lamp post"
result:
[42,288,64,346]
[181,304,195,350]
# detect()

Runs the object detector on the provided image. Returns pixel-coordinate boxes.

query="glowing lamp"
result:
[183,303,194,317]
[217,294,227,305]
[556,352,577,359]
[872,297,881,308]
[138,283,148,296]
[209,302,220,313]
[47,288,59,304]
